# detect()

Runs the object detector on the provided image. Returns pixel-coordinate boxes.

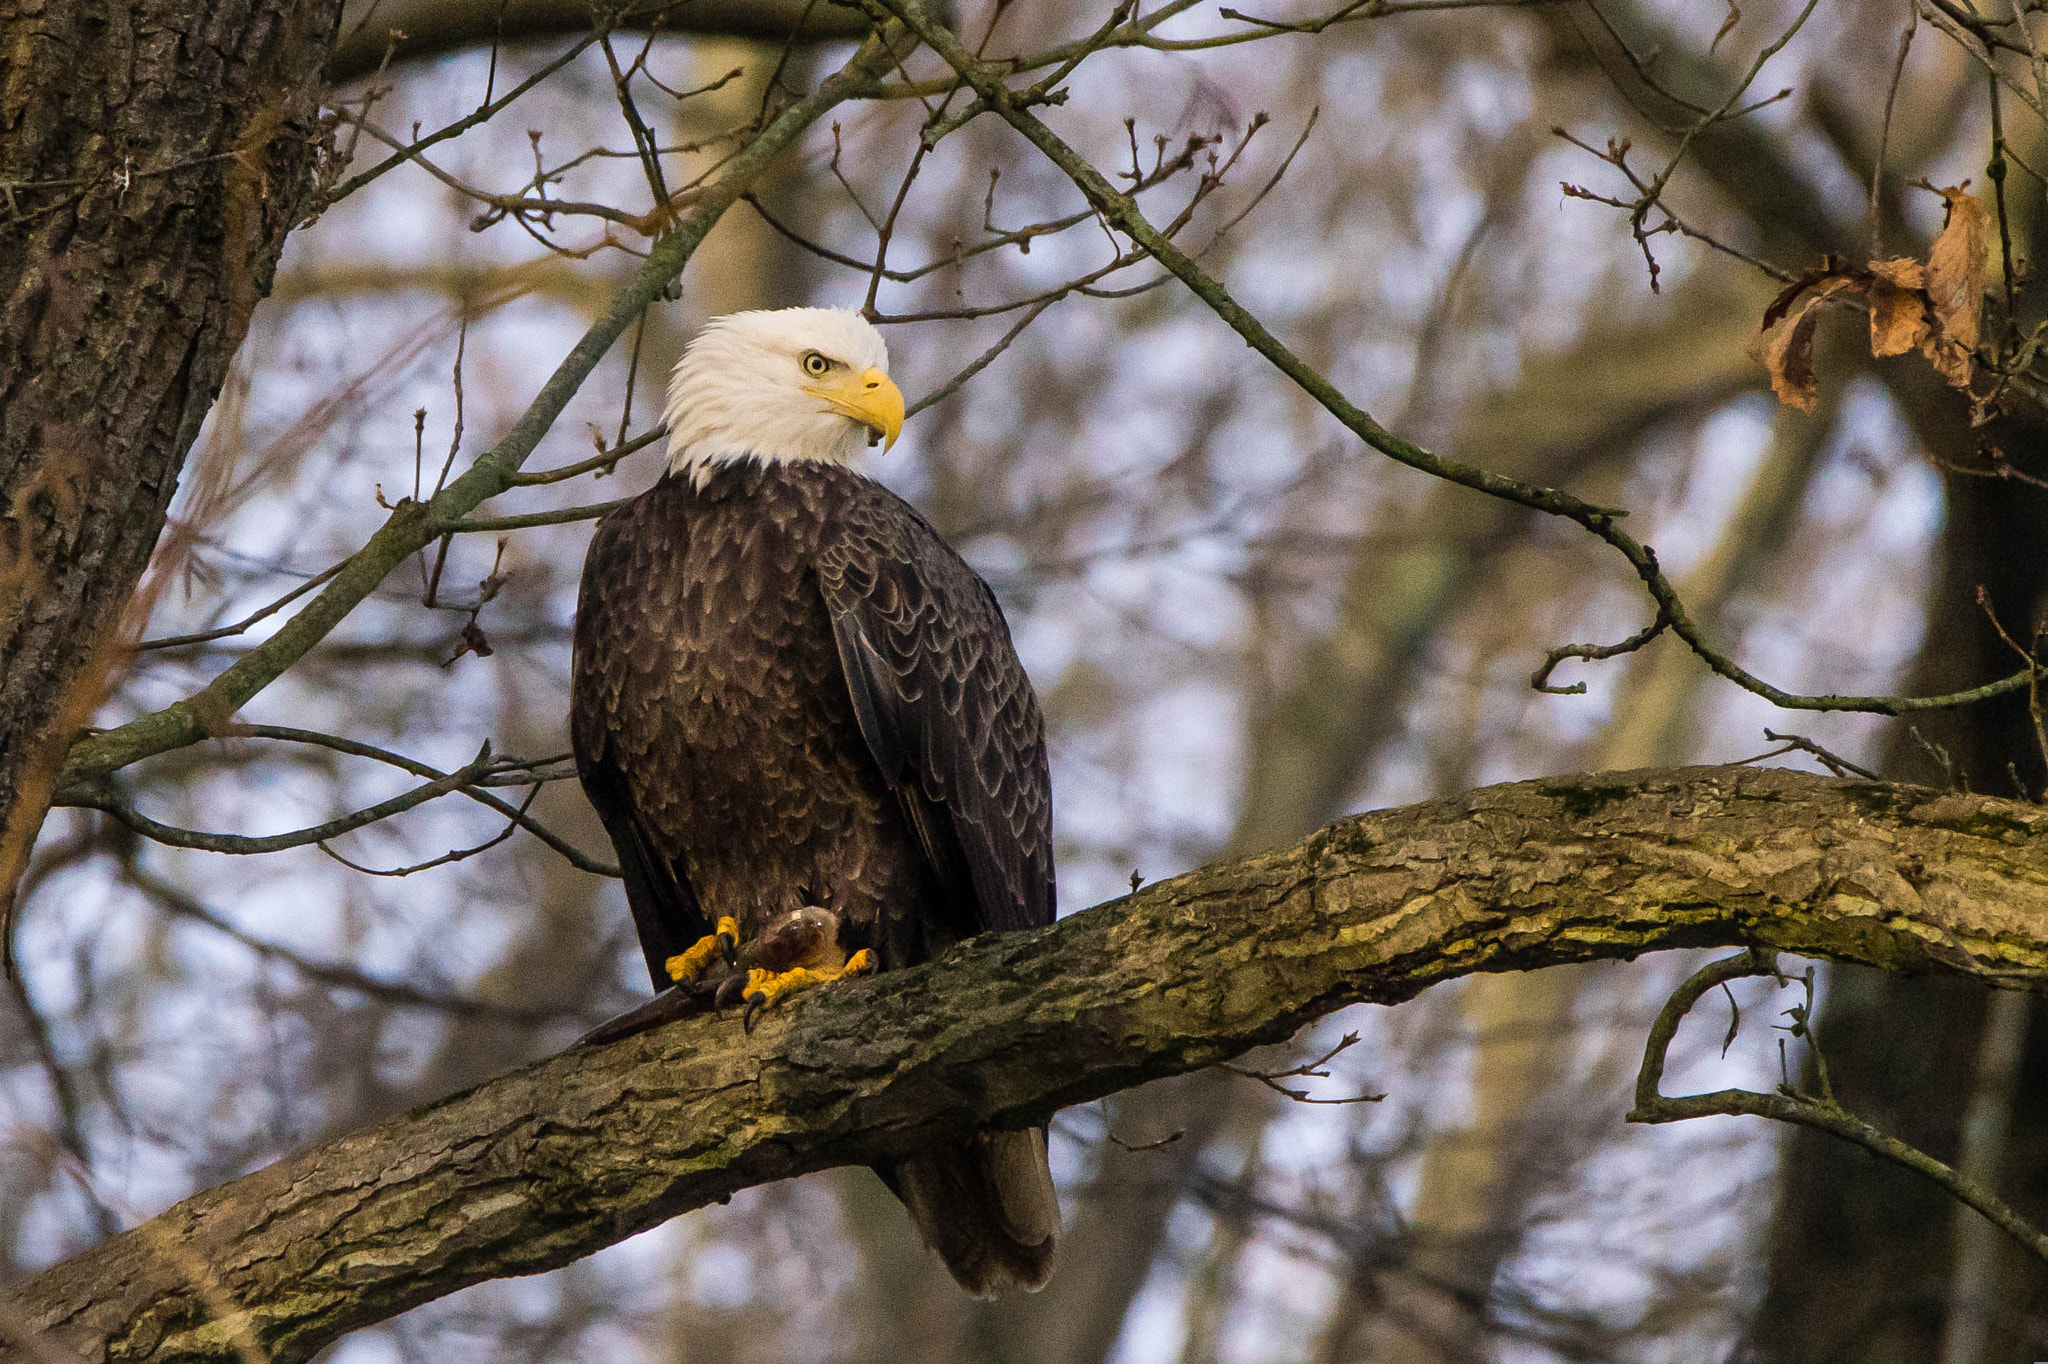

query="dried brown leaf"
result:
[446,619,494,666]
[1761,277,1856,412]
[1924,186,1986,387]
[1867,257,1929,358]
[1762,255,1847,331]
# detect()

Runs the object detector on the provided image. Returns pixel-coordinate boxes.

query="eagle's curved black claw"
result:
[742,993,766,1033]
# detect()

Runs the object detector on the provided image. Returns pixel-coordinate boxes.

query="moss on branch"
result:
[11,766,2048,1363]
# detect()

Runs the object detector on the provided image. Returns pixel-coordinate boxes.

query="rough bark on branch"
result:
[11,765,2048,1363]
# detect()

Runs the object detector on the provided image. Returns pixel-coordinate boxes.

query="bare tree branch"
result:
[10,766,2048,1363]
[867,0,2043,720]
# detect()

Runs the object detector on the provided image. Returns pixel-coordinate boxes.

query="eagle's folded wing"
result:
[816,496,1054,936]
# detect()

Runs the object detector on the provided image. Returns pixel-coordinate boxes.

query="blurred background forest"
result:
[7,0,2048,1357]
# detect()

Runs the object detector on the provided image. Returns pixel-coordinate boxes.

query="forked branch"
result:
[1629,949,2048,1264]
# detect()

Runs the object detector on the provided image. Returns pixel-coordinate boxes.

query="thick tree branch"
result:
[330,0,870,83]
[9,766,2048,1363]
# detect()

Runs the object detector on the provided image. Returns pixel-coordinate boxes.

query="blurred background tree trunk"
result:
[1750,415,2048,1363]
[1320,349,1828,1364]
[1745,75,2048,1360]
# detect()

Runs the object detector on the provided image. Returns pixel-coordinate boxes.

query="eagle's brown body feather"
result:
[571,459,1058,1293]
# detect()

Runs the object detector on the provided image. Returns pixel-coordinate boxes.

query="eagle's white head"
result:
[663,306,904,485]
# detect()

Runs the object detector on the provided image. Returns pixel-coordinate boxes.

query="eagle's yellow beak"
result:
[807,366,905,451]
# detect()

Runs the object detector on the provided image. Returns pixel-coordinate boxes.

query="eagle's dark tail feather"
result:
[879,1128,1059,1295]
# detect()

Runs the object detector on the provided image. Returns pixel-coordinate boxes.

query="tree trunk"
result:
[0,0,343,932]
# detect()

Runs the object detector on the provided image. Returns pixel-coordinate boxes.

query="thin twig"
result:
[1106,1126,1186,1152]
[205,724,612,874]
[319,779,541,876]
[60,747,505,857]
[598,29,674,213]
[1218,1032,1384,1104]
[137,558,349,651]
[340,111,700,237]
[442,499,633,533]
[316,32,605,213]
[1870,4,1918,258]
[1977,585,2048,784]
[504,426,664,486]
[1725,728,1881,780]
[864,127,938,317]
[617,310,649,450]
[1987,70,2022,350]
[904,299,1060,419]
[1531,613,1668,694]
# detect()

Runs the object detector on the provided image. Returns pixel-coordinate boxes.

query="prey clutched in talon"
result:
[722,905,876,1032]
[578,907,880,1043]
[742,947,875,1032]
[664,916,740,985]
[576,909,847,1046]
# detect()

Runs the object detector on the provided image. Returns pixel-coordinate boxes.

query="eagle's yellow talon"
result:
[739,950,877,1031]
[665,916,745,984]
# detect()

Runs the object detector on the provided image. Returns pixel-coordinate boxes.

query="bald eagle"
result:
[570,307,1060,1294]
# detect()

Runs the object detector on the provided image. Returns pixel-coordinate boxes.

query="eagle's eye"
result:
[801,351,832,377]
